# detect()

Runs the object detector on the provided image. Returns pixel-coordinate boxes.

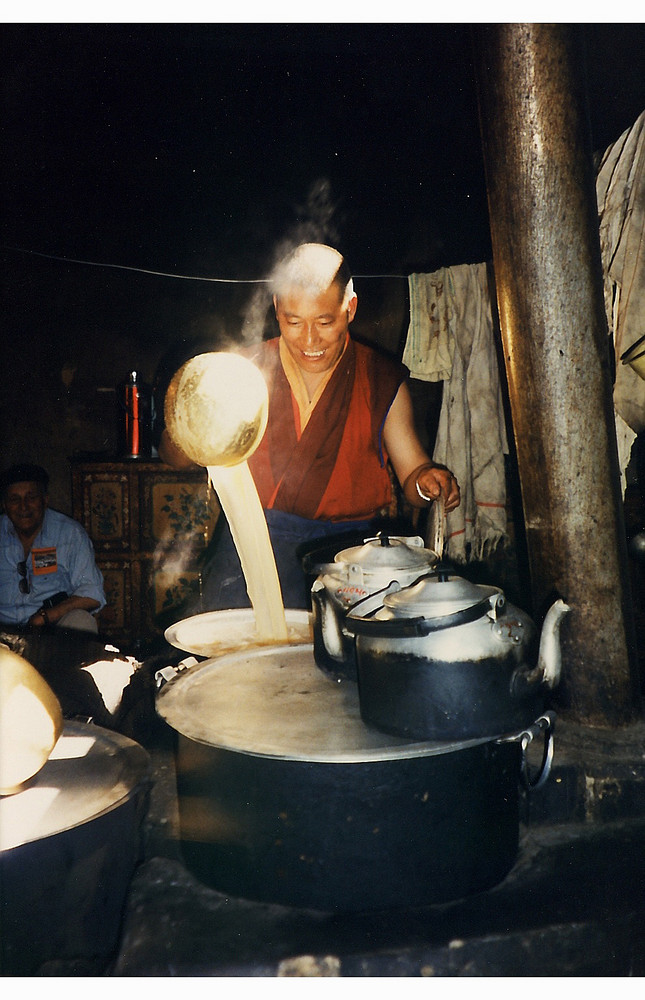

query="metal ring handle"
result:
[155,656,200,690]
[518,711,556,791]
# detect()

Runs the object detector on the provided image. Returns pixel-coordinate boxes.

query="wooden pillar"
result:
[473,23,641,726]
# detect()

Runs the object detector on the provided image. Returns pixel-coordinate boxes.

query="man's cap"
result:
[0,463,49,494]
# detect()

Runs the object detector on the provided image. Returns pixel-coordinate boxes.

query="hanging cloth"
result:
[430,262,509,563]
[596,109,645,487]
[403,269,456,381]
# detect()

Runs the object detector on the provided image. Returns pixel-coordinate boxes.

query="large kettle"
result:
[344,570,570,740]
[308,533,439,680]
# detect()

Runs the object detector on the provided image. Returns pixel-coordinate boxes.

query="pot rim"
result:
[0,721,149,851]
[156,642,532,764]
[164,607,312,657]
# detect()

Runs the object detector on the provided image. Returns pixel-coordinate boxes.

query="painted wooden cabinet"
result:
[70,459,219,646]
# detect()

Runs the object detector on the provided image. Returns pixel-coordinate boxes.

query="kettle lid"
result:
[334,534,438,573]
[383,572,502,618]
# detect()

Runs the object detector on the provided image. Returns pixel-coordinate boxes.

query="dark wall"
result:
[1,252,421,515]
[3,24,641,515]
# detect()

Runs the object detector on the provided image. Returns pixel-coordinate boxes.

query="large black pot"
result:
[156,638,554,914]
[0,721,150,975]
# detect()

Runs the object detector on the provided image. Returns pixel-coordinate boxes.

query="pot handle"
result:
[512,711,556,792]
[155,656,200,690]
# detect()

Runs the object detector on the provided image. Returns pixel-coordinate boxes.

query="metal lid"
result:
[165,607,312,657]
[0,721,150,852]
[156,644,488,762]
[335,534,437,574]
[383,573,502,618]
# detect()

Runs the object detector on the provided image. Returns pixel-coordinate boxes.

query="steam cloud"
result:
[240,178,342,344]
[155,178,342,425]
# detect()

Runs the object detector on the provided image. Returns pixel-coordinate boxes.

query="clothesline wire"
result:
[1,245,408,283]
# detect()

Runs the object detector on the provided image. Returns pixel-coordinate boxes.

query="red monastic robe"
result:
[243,337,407,521]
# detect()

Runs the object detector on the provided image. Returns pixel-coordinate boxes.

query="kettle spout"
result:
[537,598,571,689]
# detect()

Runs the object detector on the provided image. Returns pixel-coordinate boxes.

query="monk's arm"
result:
[382,383,460,512]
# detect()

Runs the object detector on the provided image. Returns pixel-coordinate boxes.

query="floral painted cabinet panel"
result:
[143,478,218,624]
[79,473,130,551]
[142,480,213,550]
[71,459,219,645]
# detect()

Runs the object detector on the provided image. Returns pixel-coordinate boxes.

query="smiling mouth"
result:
[302,349,325,358]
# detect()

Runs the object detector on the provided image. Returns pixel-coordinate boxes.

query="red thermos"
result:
[119,371,152,459]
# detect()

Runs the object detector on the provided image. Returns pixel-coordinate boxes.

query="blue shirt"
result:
[0,507,106,625]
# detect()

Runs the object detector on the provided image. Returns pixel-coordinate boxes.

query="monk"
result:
[159,243,460,610]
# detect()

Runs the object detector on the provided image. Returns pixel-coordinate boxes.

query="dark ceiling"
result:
[3,23,643,283]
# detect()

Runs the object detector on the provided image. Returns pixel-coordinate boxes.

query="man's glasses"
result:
[17,560,29,594]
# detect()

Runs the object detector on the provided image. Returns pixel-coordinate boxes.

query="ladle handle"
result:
[426,493,445,559]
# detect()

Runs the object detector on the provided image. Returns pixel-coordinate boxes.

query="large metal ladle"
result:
[164,351,269,467]
[165,352,288,640]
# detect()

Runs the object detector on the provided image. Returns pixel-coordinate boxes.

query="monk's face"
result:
[274,284,357,377]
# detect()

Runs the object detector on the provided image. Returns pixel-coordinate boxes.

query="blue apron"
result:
[187,508,374,613]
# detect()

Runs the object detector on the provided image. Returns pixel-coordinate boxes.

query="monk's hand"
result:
[415,466,460,512]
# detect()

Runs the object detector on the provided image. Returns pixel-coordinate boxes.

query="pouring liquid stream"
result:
[164,350,289,644]
[207,461,288,642]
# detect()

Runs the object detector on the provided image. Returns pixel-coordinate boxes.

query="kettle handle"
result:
[343,580,402,621]
[345,592,503,637]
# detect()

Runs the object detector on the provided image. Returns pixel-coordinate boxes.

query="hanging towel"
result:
[615,410,637,496]
[430,262,509,563]
[596,109,645,473]
[404,269,456,381]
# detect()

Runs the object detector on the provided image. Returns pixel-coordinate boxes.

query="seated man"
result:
[0,463,106,633]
